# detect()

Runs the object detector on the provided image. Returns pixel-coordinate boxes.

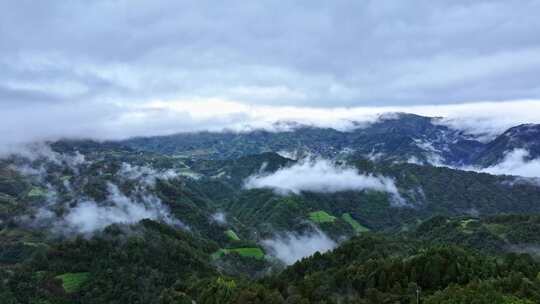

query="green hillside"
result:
[55,272,90,293]
[309,211,337,223]
[342,213,370,233]
[2,138,540,303]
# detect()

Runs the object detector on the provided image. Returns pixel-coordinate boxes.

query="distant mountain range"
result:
[123,113,540,167]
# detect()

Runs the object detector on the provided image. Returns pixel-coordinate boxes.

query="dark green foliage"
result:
[1,221,218,304]
[415,215,540,254]
[257,235,540,303]
[5,216,540,303]
[3,133,540,303]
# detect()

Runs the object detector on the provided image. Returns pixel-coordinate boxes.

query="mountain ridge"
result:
[122,113,540,169]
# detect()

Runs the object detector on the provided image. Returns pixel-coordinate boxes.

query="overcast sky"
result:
[2,0,540,146]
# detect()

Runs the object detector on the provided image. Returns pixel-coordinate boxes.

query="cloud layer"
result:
[262,229,337,265]
[3,1,540,107]
[2,1,540,150]
[2,99,540,156]
[244,159,404,204]
[60,183,179,234]
[479,149,540,178]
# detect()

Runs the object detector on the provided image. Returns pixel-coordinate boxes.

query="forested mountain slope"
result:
[124,113,540,168]
[1,126,540,303]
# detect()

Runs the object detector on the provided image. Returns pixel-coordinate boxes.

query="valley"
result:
[1,114,540,303]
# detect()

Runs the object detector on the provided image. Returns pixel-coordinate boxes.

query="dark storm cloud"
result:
[2,0,540,106]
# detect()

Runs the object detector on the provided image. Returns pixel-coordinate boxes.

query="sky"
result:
[2,0,540,146]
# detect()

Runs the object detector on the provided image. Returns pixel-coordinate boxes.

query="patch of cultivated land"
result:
[27,187,47,198]
[211,247,265,260]
[225,229,240,241]
[309,211,336,223]
[55,272,90,293]
[342,213,370,233]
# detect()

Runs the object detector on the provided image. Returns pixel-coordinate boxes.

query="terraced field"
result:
[309,211,336,223]
[225,229,240,241]
[55,272,90,293]
[342,213,370,234]
[211,247,264,260]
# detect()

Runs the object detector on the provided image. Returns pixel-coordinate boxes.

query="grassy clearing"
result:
[225,229,240,241]
[28,187,47,198]
[309,211,336,223]
[458,219,479,234]
[484,223,508,237]
[211,247,265,260]
[231,248,264,259]
[342,213,370,233]
[55,272,90,293]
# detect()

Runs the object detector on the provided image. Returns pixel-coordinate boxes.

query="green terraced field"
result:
[55,272,90,293]
[459,219,480,234]
[309,211,337,223]
[231,248,264,259]
[27,187,47,198]
[211,247,264,260]
[342,213,370,233]
[225,229,240,241]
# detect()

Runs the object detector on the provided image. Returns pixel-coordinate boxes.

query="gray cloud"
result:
[2,0,540,107]
[58,183,180,234]
[463,149,540,178]
[2,2,540,148]
[2,99,540,157]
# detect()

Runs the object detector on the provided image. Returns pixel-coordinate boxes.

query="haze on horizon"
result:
[2,1,540,147]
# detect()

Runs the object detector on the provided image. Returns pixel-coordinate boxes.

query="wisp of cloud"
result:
[210,212,227,225]
[57,183,182,234]
[480,149,540,178]
[244,158,405,205]
[262,229,337,265]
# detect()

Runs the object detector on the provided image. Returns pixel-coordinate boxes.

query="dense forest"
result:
[3,217,540,303]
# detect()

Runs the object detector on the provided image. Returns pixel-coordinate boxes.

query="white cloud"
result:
[10,143,87,181]
[244,158,405,205]
[118,163,180,187]
[58,183,181,234]
[262,229,337,265]
[276,150,302,160]
[430,101,540,142]
[7,142,62,164]
[406,156,423,165]
[479,149,540,178]
[210,212,227,225]
[413,139,445,165]
[1,99,540,158]
[13,152,187,234]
